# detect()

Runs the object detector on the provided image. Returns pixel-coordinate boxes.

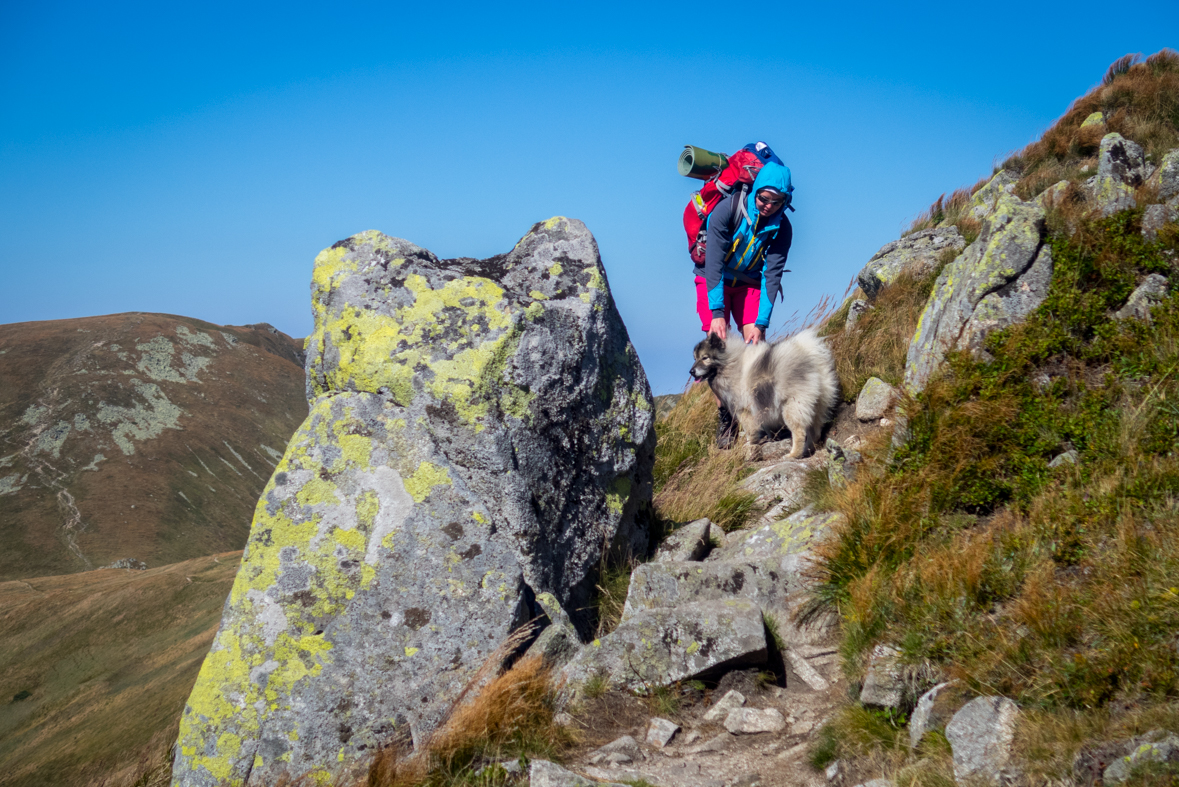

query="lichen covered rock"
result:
[966,170,1019,221]
[856,227,965,299]
[172,219,655,786]
[560,599,768,692]
[904,194,1050,393]
[1091,133,1148,217]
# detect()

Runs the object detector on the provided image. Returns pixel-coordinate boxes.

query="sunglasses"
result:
[755,192,786,206]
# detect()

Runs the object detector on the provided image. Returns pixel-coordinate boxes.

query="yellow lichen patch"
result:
[548,262,563,277]
[529,290,548,300]
[543,216,567,229]
[404,461,451,503]
[606,477,631,515]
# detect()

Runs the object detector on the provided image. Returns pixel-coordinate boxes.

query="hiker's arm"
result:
[704,197,735,318]
[756,217,793,328]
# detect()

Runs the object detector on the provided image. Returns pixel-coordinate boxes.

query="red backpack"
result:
[682,148,764,264]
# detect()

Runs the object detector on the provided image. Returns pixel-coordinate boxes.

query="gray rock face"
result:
[856,227,966,299]
[172,220,655,786]
[622,560,799,622]
[1092,133,1148,216]
[560,599,768,692]
[1114,274,1169,322]
[967,170,1019,221]
[945,696,1020,783]
[1104,731,1179,785]
[909,681,956,748]
[654,518,719,563]
[1143,204,1178,243]
[724,707,786,734]
[846,299,871,330]
[904,194,1050,393]
[1158,149,1179,202]
[859,645,904,708]
[855,377,897,421]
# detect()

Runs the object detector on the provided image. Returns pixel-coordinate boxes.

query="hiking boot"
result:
[716,405,738,450]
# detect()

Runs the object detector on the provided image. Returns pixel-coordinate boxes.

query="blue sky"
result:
[2,2,1177,394]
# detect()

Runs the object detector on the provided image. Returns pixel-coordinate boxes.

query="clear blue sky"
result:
[2,2,1176,394]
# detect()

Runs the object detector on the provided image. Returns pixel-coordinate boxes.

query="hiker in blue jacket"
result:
[699,160,793,448]
[701,161,794,345]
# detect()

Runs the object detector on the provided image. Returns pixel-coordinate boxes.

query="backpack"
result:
[682,142,791,265]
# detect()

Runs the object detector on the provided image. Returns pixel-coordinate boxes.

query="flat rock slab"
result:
[945,696,1020,783]
[532,760,628,787]
[622,559,792,621]
[860,644,904,708]
[909,681,957,748]
[561,599,768,692]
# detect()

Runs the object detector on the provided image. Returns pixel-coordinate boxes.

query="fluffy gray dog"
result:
[690,328,839,458]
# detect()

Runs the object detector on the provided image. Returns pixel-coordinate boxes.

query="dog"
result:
[690,328,838,458]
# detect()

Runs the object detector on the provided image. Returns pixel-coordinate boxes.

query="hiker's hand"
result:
[743,324,765,344]
[709,318,727,341]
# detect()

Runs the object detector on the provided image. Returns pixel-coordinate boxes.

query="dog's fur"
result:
[690,328,839,458]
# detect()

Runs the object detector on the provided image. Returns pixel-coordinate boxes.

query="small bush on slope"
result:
[813,208,1179,716]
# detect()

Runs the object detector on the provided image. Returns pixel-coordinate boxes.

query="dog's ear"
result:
[708,333,724,351]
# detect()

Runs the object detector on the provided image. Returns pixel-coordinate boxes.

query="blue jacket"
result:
[701,162,793,328]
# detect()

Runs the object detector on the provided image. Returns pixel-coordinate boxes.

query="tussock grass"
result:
[812,207,1179,721]
[652,382,761,531]
[824,264,948,399]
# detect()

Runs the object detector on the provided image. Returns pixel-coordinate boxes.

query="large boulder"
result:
[171,219,655,786]
[904,194,1051,393]
[856,227,966,299]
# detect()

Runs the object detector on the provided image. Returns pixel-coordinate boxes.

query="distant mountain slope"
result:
[0,553,241,787]
[0,313,307,580]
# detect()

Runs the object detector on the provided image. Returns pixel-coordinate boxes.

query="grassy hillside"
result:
[0,314,306,580]
[801,50,1179,782]
[0,553,240,787]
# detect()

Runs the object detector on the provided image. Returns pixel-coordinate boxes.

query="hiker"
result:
[696,161,793,447]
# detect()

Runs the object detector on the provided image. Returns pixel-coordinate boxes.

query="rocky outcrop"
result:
[904,194,1052,393]
[172,219,655,786]
[856,227,965,299]
[966,170,1019,221]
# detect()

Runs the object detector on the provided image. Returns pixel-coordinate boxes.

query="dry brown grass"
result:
[363,636,572,787]
[1007,49,1179,192]
[824,265,947,399]
[905,178,988,238]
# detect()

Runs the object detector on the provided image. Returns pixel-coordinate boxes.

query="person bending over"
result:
[695,161,793,448]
